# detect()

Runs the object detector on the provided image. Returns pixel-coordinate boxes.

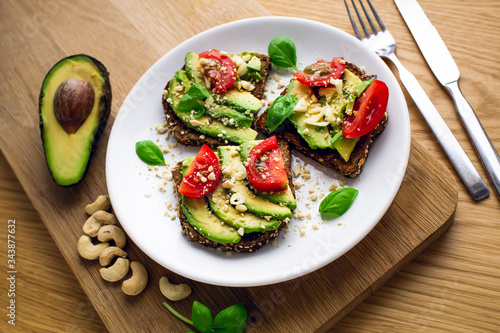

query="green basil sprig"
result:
[135,140,165,165]
[266,94,298,132]
[177,84,210,117]
[163,301,248,333]
[319,187,358,216]
[268,36,299,71]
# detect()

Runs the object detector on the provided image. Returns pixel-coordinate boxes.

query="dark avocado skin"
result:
[38,54,112,186]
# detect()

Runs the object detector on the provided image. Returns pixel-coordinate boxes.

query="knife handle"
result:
[444,81,500,197]
[386,53,490,200]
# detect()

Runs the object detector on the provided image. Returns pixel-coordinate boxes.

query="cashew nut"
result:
[159,276,192,301]
[77,235,109,260]
[83,210,118,237]
[97,225,126,249]
[100,258,130,282]
[122,262,148,296]
[85,195,111,215]
[99,246,128,266]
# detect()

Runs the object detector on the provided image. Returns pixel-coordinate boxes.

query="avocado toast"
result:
[162,50,272,148]
[255,61,388,178]
[171,139,295,252]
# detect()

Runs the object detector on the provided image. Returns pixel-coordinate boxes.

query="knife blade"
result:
[394,0,459,85]
[395,0,500,197]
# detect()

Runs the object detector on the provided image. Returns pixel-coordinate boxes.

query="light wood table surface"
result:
[1,0,499,332]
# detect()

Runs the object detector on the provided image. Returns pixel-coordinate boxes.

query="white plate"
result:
[106,17,410,287]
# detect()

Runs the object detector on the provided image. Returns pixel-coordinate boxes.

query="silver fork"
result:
[344,0,490,200]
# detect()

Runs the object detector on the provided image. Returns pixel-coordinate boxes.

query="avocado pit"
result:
[53,78,95,134]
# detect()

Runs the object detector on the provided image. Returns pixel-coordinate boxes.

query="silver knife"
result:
[395,0,500,197]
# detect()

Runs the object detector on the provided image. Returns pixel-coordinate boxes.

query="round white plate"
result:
[106,17,410,287]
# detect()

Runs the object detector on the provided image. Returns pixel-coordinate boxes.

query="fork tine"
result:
[366,0,387,31]
[350,0,371,38]
[344,0,363,40]
[359,0,378,34]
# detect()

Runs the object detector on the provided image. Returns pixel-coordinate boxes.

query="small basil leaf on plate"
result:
[213,302,247,333]
[319,188,358,216]
[192,301,213,333]
[266,94,298,132]
[268,36,299,71]
[135,140,165,166]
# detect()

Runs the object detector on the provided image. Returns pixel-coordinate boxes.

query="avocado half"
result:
[39,54,112,186]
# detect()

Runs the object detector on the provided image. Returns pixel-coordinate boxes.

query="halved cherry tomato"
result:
[199,50,236,93]
[294,57,345,87]
[246,136,289,193]
[179,145,221,198]
[342,80,389,138]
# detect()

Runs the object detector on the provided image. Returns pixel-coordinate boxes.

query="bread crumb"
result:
[329,183,338,192]
[293,164,301,177]
[312,223,319,230]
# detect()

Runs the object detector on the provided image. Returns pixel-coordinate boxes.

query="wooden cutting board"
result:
[0,0,457,331]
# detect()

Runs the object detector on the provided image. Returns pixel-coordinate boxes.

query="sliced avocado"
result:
[219,146,293,220]
[180,159,241,244]
[208,184,281,233]
[342,69,363,95]
[332,131,360,162]
[181,196,241,244]
[205,105,253,128]
[184,52,206,88]
[246,56,261,72]
[288,112,334,150]
[175,69,192,91]
[239,140,297,210]
[216,90,263,113]
[167,78,258,143]
[39,54,111,186]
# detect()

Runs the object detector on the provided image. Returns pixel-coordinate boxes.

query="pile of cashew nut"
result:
[77,195,192,301]
[77,195,147,296]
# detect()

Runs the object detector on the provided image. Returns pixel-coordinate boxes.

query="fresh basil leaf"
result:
[268,36,299,71]
[189,84,210,100]
[177,94,205,117]
[355,80,373,96]
[213,302,247,333]
[177,84,210,117]
[319,188,358,216]
[135,140,165,166]
[266,94,298,132]
[192,301,213,333]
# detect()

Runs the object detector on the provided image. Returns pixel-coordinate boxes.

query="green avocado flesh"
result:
[180,153,282,241]
[180,158,241,244]
[239,140,297,209]
[182,196,241,244]
[283,70,363,161]
[219,146,293,220]
[167,52,263,143]
[39,54,111,186]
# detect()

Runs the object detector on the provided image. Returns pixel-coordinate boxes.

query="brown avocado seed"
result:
[53,78,95,134]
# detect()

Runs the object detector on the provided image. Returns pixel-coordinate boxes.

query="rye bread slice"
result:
[171,140,293,253]
[254,62,388,178]
[162,54,272,149]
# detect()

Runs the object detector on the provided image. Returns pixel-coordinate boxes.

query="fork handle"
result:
[385,53,490,200]
[444,80,500,197]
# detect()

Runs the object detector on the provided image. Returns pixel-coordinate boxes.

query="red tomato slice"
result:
[246,136,289,193]
[342,80,389,138]
[199,50,237,93]
[178,145,221,198]
[294,57,345,87]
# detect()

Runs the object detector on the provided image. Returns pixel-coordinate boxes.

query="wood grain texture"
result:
[0,0,499,332]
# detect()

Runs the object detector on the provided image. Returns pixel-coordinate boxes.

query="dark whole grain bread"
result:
[162,54,272,150]
[171,140,293,252]
[254,62,389,178]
